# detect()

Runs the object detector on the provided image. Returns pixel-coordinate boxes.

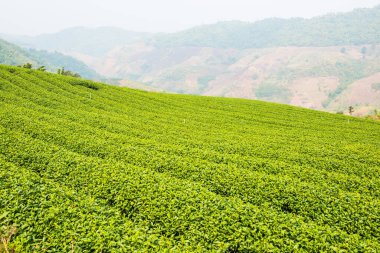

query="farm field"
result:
[0,64,379,252]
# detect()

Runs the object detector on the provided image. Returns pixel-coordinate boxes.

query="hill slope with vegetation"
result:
[1,27,151,57]
[5,6,380,51]
[0,65,379,251]
[86,44,380,115]
[3,6,380,114]
[0,38,100,79]
[151,5,380,48]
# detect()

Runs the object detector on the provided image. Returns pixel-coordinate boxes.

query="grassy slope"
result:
[0,65,379,252]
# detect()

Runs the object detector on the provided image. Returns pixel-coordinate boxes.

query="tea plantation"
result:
[0,64,379,252]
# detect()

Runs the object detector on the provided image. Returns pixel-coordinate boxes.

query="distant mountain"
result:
[0,38,32,65]
[3,6,380,114]
[0,38,100,79]
[87,44,380,114]
[151,5,380,48]
[6,6,380,53]
[1,27,151,56]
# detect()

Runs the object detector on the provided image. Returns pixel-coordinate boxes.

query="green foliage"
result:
[21,62,32,69]
[0,65,379,251]
[67,78,99,90]
[37,65,46,72]
[57,67,81,78]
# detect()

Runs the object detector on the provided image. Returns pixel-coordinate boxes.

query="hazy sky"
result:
[1,0,380,35]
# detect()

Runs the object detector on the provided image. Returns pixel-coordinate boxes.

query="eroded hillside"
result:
[74,44,380,114]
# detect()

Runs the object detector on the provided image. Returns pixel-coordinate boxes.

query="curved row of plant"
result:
[0,65,379,251]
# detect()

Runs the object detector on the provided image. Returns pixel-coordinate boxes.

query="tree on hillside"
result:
[57,67,65,75]
[349,106,354,115]
[20,63,32,69]
[57,67,81,78]
[37,66,46,72]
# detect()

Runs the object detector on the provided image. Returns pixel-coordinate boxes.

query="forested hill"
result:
[0,38,100,79]
[4,5,380,54]
[3,6,380,114]
[152,5,380,48]
[1,27,151,57]
[0,64,379,251]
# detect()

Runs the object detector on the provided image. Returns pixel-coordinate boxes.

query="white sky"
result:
[1,0,380,35]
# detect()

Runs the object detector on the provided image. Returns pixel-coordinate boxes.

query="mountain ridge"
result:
[150,5,380,48]
[1,26,151,56]
[4,5,380,52]
[2,5,380,114]
[0,38,100,79]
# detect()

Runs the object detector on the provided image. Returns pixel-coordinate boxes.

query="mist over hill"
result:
[151,5,380,48]
[0,38,100,79]
[1,27,151,56]
[3,5,380,114]
[5,5,380,50]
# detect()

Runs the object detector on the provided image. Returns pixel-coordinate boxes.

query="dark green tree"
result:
[21,63,32,69]
[349,106,354,115]
[57,67,65,75]
[37,66,46,72]
[57,67,81,78]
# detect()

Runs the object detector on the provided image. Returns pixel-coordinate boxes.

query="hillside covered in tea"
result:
[0,65,379,252]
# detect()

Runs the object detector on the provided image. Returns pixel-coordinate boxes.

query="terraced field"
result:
[0,64,379,252]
